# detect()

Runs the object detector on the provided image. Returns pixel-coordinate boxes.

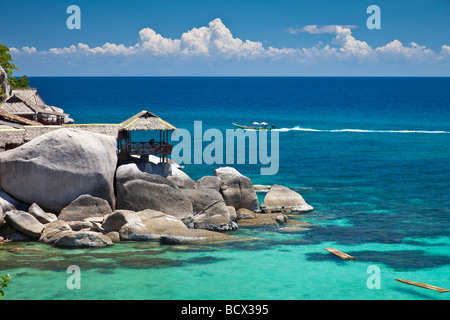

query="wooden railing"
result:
[39,117,65,125]
[126,142,172,156]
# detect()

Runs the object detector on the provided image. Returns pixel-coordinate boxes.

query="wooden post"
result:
[166,130,169,162]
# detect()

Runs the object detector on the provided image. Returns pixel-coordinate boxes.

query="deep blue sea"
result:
[2,77,450,300]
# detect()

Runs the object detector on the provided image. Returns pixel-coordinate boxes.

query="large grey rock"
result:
[4,210,44,239]
[105,231,120,243]
[115,163,178,207]
[136,158,171,176]
[260,184,313,213]
[214,166,242,180]
[107,209,189,241]
[103,209,233,243]
[167,164,196,189]
[0,223,32,241]
[180,188,236,231]
[67,220,94,231]
[116,179,194,223]
[180,188,227,216]
[0,128,117,213]
[53,230,113,248]
[236,208,256,220]
[0,190,28,211]
[39,220,72,244]
[58,194,113,221]
[193,214,238,231]
[227,206,237,221]
[102,209,137,233]
[116,163,177,189]
[28,203,57,224]
[0,195,15,213]
[214,167,258,211]
[196,176,222,192]
[0,66,10,101]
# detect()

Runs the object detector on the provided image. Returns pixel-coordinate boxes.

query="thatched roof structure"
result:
[1,88,67,119]
[11,88,46,106]
[1,95,35,115]
[0,109,43,126]
[0,129,25,145]
[120,110,177,131]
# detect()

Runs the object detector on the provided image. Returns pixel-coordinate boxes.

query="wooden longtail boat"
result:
[233,123,275,130]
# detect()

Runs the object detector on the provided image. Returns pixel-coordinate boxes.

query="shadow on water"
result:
[302,223,406,245]
[391,286,441,300]
[0,241,229,271]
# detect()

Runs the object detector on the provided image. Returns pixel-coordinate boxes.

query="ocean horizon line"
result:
[22,75,450,78]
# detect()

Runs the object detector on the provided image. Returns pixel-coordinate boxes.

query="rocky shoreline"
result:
[0,128,313,248]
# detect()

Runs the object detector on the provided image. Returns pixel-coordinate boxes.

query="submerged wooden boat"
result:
[233,123,275,130]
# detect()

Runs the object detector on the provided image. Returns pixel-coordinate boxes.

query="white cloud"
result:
[48,42,138,56]
[438,45,450,61]
[441,45,450,55]
[40,19,265,60]
[9,18,449,69]
[287,24,358,35]
[375,40,435,61]
[138,28,179,55]
[10,46,37,54]
[332,26,373,59]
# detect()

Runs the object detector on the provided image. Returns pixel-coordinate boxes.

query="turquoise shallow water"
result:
[1,77,449,300]
[2,228,450,300]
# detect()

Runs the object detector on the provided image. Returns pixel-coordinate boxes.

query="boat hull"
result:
[232,123,275,130]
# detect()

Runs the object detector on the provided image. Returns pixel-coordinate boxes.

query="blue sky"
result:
[1,0,449,76]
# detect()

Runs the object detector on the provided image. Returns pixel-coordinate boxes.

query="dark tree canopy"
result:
[8,75,30,88]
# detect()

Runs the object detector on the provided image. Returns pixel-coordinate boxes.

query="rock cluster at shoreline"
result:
[0,128,313,248]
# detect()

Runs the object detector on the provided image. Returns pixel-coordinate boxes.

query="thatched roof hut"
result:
[118,110,177,163]
[120,110,177,131]
[1,88,67,125]
[0,128,25,149]
[11,88,46,106]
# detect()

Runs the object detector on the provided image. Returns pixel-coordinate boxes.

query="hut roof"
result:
[120,110,177,131]
[1,92,67,117]
[11,88,46,106]
[0,128,25,145]
[0,109,43,126]
[0,96,34,115]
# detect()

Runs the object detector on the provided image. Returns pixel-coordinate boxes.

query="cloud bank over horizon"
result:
[9,18,450,76]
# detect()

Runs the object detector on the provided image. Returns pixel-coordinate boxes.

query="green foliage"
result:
[0,274,11,299]
[8,75,30,89]
[0,43,18,76]
[0,42,29,90]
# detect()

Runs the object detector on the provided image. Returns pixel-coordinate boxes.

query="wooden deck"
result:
[325,248,355,260]
[395,279,450,293]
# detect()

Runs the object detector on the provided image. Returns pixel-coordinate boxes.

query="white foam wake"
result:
[275,126,450,134]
